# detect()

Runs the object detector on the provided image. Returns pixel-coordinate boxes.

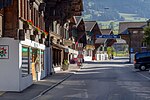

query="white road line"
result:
[128,66,150,80]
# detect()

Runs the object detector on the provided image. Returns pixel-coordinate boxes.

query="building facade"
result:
[0,0,84,91]
[119,22,147,62]
[44,0,84,71]
[0,0,48,91]
[84,21,101,61]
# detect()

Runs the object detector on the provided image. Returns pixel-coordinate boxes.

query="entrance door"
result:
[31,48,40,81]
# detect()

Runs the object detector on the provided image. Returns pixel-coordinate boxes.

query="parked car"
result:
[134,52,150,71]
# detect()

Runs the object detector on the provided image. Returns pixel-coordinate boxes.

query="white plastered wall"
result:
[0,38,20,91]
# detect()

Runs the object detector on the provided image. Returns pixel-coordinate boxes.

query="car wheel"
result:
[139,65,146,71]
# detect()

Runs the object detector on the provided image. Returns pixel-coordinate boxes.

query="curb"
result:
[0,92,5,96]
[31,73,72,100]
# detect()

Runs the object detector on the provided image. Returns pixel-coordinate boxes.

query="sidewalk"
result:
[0,64,80,100]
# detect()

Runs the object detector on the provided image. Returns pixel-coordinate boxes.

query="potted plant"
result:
[62,59,69,71]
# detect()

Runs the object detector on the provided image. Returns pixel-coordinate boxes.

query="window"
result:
[53,21,57,33]
[22,46,30,77]
[141,42,147,47]
[133,31,138,34]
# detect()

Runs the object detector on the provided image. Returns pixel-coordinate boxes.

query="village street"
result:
[34,57,150,100]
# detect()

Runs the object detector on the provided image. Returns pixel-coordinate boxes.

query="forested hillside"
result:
[83,0,150,21]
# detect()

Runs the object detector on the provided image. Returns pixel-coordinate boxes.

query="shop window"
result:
[22,46,30,77]
[41,50,44,70]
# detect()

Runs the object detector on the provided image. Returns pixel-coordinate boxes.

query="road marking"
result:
[136,72,150,80]
[128,66,150,80]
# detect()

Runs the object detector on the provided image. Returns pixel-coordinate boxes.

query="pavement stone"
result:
[0,64,81,100]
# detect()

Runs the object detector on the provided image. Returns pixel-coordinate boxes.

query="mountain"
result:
[83,0,150,21]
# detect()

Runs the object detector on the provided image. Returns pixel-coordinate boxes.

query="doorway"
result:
[31,48,40,81]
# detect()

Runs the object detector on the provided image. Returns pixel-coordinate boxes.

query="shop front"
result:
[52,43,65,72]
[0,38,46,91]
[21,40,46,81]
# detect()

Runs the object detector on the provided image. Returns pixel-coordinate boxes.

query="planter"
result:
[33,30,38,35]
[41,33,45,38]
[30,35,35,41]
[62,64,69,71]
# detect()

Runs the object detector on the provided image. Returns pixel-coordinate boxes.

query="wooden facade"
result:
[119,22,147,53]
[1,0,47,44]
[128,28,146,53]
[44,0,84,70]
[84,21,101,60]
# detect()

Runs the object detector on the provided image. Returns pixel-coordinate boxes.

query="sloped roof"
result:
[101,29,112,35]
[73,16,82,26]
[119,22,146,35]
[84,21,97,32]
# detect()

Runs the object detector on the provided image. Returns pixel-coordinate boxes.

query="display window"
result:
[22,46,30,77]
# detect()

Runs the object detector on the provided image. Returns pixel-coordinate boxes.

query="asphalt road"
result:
[36,57,150,100]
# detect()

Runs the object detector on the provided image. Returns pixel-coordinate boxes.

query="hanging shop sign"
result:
[0,45,9,59]
[64,40,73,46]
[65,48,69,53]
[86,45,95,50]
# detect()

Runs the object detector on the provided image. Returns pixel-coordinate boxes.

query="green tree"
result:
[109,22,114,30]
[144,26,150,45]
[107,46,114,59]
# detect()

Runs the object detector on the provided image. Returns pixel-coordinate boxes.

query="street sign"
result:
[96,35,120,39]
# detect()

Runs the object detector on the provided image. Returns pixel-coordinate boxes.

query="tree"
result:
[109,22,114,30]
[144,26,150,45]
[107,46,114,59]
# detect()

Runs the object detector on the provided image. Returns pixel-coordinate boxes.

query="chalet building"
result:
[118,22,147,62]
[44,0,84,71]
[70,16,86,64]
[0,0,48,91]
[84,21,101,61]
[95,29,116,60]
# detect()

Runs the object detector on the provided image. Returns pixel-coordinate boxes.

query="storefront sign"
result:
[34,43,39,48]
[96,35,120,39]
[64,40,73,46]
[86,45,95,50]
[0,45,9,59]
[65,48,69,53]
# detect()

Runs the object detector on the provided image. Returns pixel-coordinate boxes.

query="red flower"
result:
[27,20,33,25]
[36,27,40,32]
[44,30,49,36]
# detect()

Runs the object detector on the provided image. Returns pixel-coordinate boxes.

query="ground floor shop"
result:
[65,48,78,64]
[0,38,47,91]
[52,44,64,72]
